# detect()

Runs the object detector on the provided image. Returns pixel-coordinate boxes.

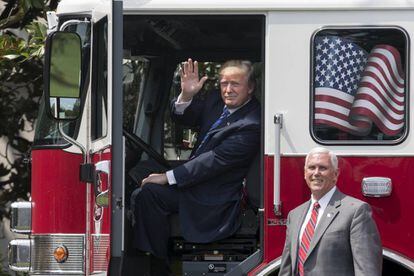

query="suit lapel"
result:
[292,201,311,271]
[306,190,343,259]
[209,97,259,134]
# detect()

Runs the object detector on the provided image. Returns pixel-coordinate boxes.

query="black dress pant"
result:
[132,183,179,259]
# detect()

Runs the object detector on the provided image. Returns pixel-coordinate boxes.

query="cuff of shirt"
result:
[166,170,177,185]
[174,94,192,114]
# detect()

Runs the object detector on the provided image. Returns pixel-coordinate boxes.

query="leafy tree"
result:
[0,0,58,218]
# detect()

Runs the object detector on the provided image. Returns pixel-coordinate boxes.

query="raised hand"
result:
[179,58,208,102]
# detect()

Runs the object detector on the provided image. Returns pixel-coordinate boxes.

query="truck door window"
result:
[123,57,150,134]
[311,28,408,144]
[91,17,108,141]
[163,62,221,161]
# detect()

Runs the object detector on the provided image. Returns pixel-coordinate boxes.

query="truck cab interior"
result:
[121,14,264,275]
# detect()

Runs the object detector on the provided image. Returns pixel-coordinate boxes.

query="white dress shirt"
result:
[299,186,337,241]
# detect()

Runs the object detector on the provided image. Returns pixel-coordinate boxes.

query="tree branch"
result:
[0,179,13,186]
[0,3,25,30]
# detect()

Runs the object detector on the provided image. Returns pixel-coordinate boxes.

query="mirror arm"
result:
[59,19,90,31]
[58,121,87,164]
[46,11,58,34]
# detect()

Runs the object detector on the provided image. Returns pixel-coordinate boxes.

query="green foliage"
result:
[22,0,45,10]
[0,0,59,30]
[0,0,58,218]
[0,21,46,60]
[123,59,149,132]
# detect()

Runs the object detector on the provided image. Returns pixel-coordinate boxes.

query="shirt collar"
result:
[311,186,336,210]
[226,98,251,114]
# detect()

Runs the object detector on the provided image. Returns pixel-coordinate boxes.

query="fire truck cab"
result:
[8,0,414,275]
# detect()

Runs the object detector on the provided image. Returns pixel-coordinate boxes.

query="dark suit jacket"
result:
[279,189,382,276]
[171,90,261,243]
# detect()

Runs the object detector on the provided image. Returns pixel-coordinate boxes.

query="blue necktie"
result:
[194,107,230,155]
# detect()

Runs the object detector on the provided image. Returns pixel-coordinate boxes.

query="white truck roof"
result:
[124,0,414,11]
[57,0,414,15]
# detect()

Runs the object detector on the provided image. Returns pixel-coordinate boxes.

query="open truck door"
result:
[8,1,123,275]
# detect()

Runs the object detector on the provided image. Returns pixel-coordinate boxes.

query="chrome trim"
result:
[8,239,31,272]
[362,177,392,197]
[60,19,90,33]
[96,190,109,207]
[309,26,409,146]
[10,201,32,234]
[256,257,282,276]
[46,11,58,33]
[58,121,87,164]
[95,160,110,174]
[95,160,111,207]
[91,234,110,273]
[383,248,414,271]
[122,136,126,252]
[273,114,283,216]
[31,234,85,274]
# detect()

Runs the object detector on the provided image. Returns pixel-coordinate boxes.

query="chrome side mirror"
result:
[45,31,82,120]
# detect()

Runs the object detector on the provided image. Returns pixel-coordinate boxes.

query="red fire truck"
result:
[7,0,414,275]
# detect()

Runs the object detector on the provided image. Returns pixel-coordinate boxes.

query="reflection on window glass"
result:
[163,62,222,161]
[91,18,108,140]
[123,57,150,133]
[34,96,77,146]
[49,33,81,99]
[312,28,407,142]
[65,22,90,48]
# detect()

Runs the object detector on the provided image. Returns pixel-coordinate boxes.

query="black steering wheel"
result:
[123,128,171,169]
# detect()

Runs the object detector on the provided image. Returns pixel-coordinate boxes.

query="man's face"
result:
[304,153,339,200]
[219,66,254,109]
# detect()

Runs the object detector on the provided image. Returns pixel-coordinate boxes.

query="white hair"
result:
[305,147,338,171]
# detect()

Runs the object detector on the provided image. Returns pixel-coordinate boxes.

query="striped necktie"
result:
[194,106,230,155]
[297,201,320,276]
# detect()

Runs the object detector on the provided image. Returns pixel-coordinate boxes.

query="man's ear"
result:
[248,85,255,95]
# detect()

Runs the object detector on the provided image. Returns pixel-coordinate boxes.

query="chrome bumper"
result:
[8,239,31,272]
[9,201,32,272]
[9,234,85,274]
[8,201,85,274]
[10,201,31,234]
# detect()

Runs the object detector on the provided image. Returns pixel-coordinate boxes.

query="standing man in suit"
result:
[279,147,382,276]
[132,58,261,274]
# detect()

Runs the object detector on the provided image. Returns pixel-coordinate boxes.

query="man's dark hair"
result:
[219,60,256,88]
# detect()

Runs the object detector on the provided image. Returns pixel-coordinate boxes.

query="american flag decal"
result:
[314,36,405,136]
